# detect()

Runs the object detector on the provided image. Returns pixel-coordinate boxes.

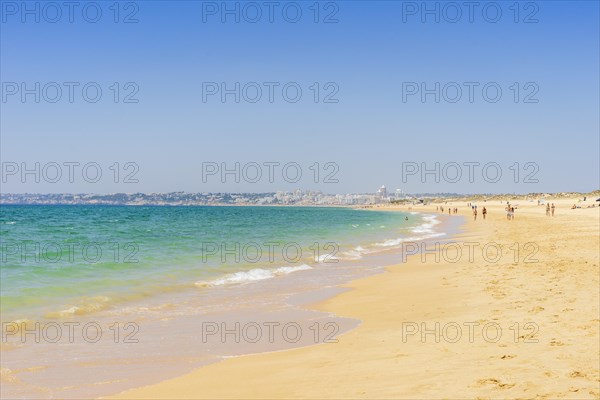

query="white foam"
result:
[411,214,441,234]
[340,245,379,260]
[374,215,445,247]
[375,232,446,247]
[317,253,340,263]
[195,264,312,287]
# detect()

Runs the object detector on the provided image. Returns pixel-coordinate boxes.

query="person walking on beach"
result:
[510,206,515,220]
[546,203,550,216]
[473,208,477,220]
[482,207,487,220]
[551,203,555,216]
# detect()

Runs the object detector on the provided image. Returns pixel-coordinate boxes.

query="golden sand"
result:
[111,197,599,399]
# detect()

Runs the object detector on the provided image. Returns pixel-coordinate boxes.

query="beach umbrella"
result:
[596,198,600,202]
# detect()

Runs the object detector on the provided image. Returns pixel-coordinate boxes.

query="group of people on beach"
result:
[570,203,595,209]
[433,200,580,221]
[472,205,486,220]
[431,198,595,221]
[436,206,458,214]
[505,203,515,220]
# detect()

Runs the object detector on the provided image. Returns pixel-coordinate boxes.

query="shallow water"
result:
[0,205,461,399]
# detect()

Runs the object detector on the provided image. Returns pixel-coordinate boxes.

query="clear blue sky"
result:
[1,1,598,194]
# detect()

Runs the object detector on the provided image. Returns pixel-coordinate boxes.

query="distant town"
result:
[0,186,465,206]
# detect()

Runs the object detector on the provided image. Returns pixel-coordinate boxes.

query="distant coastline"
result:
[1,190,598,207]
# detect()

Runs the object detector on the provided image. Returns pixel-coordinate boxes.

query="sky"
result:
[1,0,599,195]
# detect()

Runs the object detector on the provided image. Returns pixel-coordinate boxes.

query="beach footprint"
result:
[475,378,516,389]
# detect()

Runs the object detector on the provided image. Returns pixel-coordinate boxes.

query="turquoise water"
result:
[1,205,449,400]
[0,205,423,321]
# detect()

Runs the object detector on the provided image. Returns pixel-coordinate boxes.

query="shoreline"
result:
[1,208,454,399]
[110,198,600,399]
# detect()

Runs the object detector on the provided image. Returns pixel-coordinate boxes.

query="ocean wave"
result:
[46,296,112,318]
[411,214,441,234]
[195,264,312,287]
[375,232,446,247]
[340,245,374,260]
[316,253,340,263]
[374,215,445,247]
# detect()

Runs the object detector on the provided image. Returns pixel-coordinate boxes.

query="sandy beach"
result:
[111,196,599,399]
[4,0,598,398]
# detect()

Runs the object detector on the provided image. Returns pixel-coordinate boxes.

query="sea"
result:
[0,205,455,399]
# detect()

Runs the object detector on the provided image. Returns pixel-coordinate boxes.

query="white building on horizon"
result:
[377,185,388,200]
